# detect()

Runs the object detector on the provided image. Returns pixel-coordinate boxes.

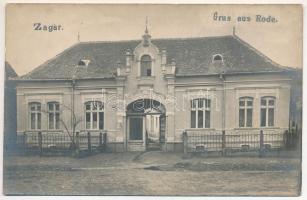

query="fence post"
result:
[283,130,289,149]
[145,131,148,151]
[259,130,264,158]
[87,132,92,153]
[183,131,188,155]
[23,131,27,149]
[103,132,107,151]
[38,131,43,155]
[99,132,103,152]
[75,131,80,156]
[222,130,226,156]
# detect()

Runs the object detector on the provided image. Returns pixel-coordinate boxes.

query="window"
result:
[78,59,90,66]
[239,97,253,127]
[29,102,41,130]
[213,54,223,62]
[191,98,211,128]
[78,60,86,66]
[85,101,104,130]
[48,102,60,130]
[261,97,275,127]
[140,55,152,76]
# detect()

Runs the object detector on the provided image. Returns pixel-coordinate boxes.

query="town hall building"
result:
[15,27,292,152]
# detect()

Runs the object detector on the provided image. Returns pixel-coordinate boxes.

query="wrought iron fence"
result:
[13,130,107,156]
[183,129,288,156]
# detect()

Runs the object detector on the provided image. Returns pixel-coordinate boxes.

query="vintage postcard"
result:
[3,3,303,196]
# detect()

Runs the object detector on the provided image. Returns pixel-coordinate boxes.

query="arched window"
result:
[140,55,152,76]
[261,97,276,127]
[213,54,223,62]
[29,102,41,130]
[85,101,104,130]
[47,102,60,130]
[191,98,211,128]
[239,97,253,127]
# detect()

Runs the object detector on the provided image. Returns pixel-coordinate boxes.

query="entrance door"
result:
[129,116,143,140]
[159,114,166,143]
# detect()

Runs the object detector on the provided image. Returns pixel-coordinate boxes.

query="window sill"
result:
[259,127,280,130]
[234,127,280,130]
[137,76,155,80]
[186,128,215,131]
[83,129,106,132]
[128,140,143,143]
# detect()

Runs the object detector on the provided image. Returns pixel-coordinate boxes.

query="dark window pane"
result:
[191,100,197,109]
[31,113,35,129]
[141,55,152,77]
[30,105,35,111]
[146,69,151,76]
[92,102,98,110]
[49,113,54,129]
[246,109,252,127]
[99,112,104,130]
[269,100,275,106]
[198,99,203,108]
[247,100,253,107]
[191,111,196,128]
[86,104,91,110]
[55,113,60,129]
[239,101,245,107]
[86,113,91,129]
[239,109,245,127]
[37,105,41,111]
[48,103,53,111]
[37,113,41,129]
[205,111,210,128]
[261,99,266,106]
[93,113,97,129]
[55,104,60,111]
[198,110,203,128]
[206,99,211,108]
[268,108,274,126]
[261,108,266,127]
[213,55,222,61]
[97,102,103,110]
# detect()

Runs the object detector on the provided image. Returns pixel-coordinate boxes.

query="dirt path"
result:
[3,152,301,196]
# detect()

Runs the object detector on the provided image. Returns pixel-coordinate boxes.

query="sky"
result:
[5,4,302,76]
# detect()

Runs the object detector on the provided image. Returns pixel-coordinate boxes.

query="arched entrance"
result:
[126,99,166,151]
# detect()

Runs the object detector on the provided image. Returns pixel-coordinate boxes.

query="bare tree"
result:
[59,104,83,150]
[41,103,82,151]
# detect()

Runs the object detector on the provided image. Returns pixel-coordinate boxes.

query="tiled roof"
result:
[20,35,287,80]
[5,61,18,78]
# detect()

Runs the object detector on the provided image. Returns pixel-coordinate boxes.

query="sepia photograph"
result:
[3,3,303,196]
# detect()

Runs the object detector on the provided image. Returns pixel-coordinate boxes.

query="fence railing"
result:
[183,129,289,157]
[14,130,107,156]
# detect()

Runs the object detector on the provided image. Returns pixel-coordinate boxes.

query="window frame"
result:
[140,54,153,77]
[47,102,60,130]
[190,98,211,129]
[212,54,223,63]
[238,97,253,128]
[260,96,276,127]
[84,101,105,130]
[29,102,42,130]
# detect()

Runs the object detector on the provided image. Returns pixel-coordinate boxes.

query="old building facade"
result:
[15,29,292,152]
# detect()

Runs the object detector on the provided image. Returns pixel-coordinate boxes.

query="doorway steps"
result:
[146,142,162,151]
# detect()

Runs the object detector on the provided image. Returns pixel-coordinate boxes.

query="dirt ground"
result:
[3,152,301,196]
